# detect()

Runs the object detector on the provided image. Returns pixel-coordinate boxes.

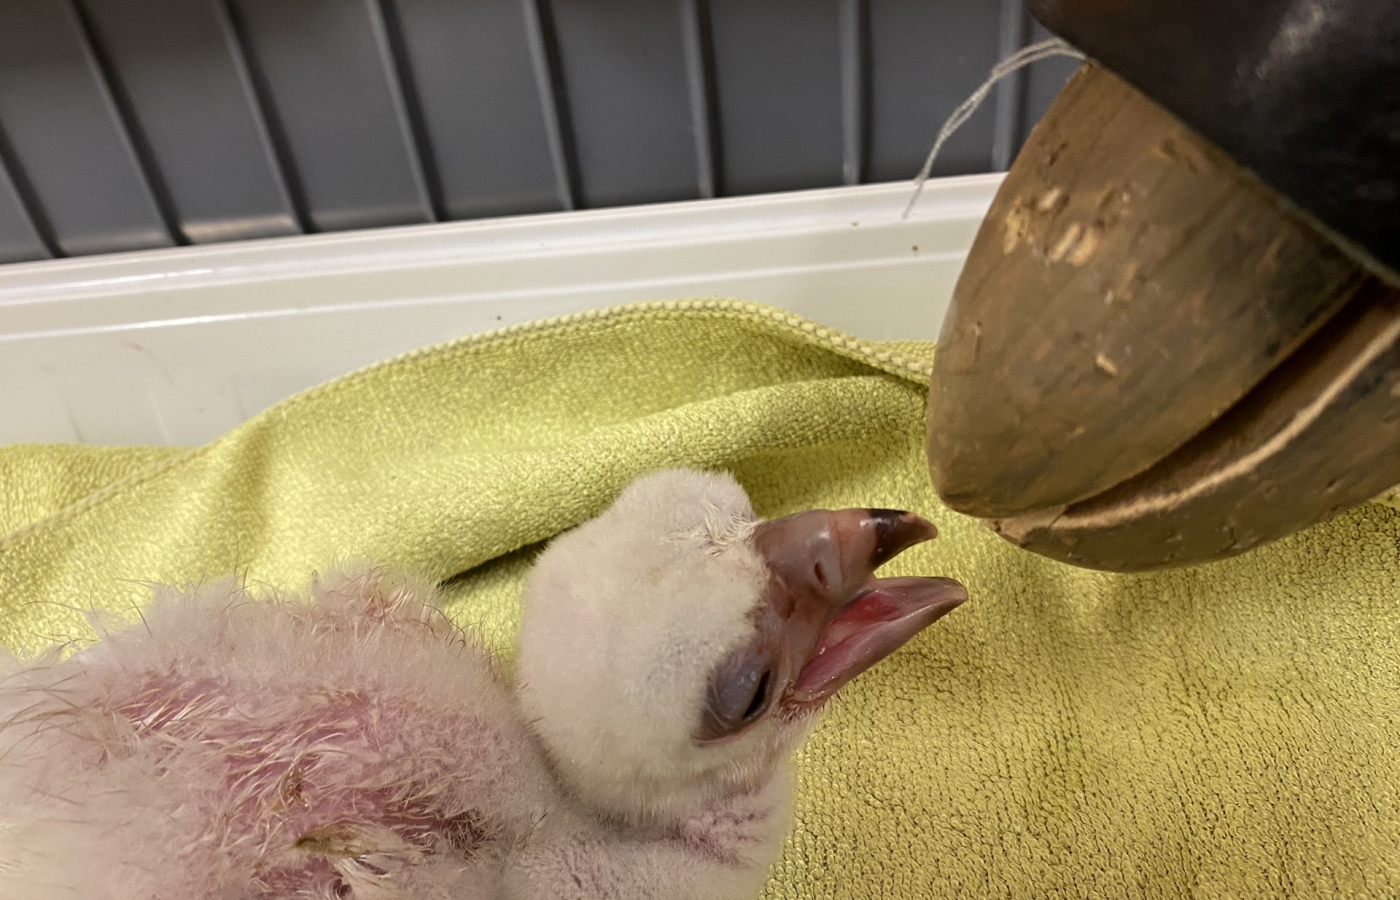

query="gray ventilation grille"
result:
[0,0,1077,265]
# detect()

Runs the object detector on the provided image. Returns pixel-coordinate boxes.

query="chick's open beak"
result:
[753,509,967,707]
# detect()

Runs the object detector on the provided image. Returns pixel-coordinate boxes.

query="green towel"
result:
[2,299,1397,898]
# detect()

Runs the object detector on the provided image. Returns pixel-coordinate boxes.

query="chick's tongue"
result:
[790,576,967,703]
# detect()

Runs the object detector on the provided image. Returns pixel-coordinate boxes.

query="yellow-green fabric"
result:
[2,299,1397,898]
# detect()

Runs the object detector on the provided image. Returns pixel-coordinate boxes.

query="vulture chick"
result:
[0,469,966,900]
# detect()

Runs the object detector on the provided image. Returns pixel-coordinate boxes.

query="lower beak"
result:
[789,575,966,703]
[754,509,968,706]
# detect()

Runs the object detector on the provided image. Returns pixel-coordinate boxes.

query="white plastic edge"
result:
[0,173,1000,445]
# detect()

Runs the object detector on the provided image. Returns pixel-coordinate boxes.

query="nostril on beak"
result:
[868,509,938,569]
[757,508,940,601]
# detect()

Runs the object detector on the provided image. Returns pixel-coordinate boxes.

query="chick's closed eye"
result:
[701,653,776,742]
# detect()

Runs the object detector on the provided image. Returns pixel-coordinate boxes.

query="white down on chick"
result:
[0,469,965,900]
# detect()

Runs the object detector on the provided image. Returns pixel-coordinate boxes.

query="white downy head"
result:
[515,469,966,825]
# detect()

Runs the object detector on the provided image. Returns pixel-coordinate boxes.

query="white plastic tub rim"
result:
[0,173,1000,446]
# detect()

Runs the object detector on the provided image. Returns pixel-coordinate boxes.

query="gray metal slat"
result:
[838,0,869,185]
[991,0,1028,171]
[66,0,187,246]
[363,0,442,222]
[520,0,579,211]
[548,0,699,208]
[867,0,1001,182]
[228,0,433,232]
[0,147,52,263]
[387,0,563,219]
[371,0,446,221]
[77,0,300,245]
[0,0,172,257]
[707,0,844,195]
[678,0,718,200]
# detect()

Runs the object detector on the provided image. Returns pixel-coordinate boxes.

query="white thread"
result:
[902,37,1086,218]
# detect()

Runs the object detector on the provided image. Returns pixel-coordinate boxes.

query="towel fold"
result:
[2,299,1397,898]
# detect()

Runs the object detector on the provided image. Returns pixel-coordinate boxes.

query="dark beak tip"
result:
[869,509,940,567]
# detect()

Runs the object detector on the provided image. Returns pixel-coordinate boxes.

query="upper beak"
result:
[753,509,967,706]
